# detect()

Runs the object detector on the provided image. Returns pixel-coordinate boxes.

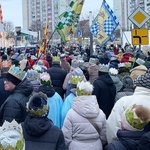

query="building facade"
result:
[22,0,68,33]
[113,0,150,31]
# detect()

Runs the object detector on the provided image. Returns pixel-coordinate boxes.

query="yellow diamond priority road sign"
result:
[129,7,150,28]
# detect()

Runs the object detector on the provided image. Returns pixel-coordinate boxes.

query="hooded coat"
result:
[22,116,66,150]
[47,63,67,99]
[61,91,76,127]
[115,88,134,102]
[28,78,40,92]
[0,73,10,107]
[62,95,107,150]
[0,78,33,125]
[92,74,116,118]
[60,59,71,73]
[88,63,99,84]
[106,87,150,143]
[37,85,63,128]
[109,74,123,92]
[105,130,147,150]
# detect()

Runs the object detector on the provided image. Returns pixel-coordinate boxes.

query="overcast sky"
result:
[0,0,113,27]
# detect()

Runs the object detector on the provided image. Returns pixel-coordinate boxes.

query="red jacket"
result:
[28,58,35,69]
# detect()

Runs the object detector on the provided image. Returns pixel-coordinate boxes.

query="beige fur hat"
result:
[130,65,147,80]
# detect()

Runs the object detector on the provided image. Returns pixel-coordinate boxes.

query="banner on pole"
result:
[90,0,119,47]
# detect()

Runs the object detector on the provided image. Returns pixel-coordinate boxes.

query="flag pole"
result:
[118,23,130,47]
[47,28,57,46]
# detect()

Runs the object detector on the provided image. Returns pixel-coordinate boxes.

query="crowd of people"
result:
[0,43,150,150]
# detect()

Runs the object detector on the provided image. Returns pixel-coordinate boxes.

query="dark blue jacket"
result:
[47,63,67,99]
[22,116,66,150]
[0,73,10,107]
[105,130,147,150]
[0,78,33,125]
[105,140,126,150]
[92,73,116,118]
[139,131,150,150]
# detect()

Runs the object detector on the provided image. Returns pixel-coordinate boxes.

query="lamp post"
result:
[89,11,93,56]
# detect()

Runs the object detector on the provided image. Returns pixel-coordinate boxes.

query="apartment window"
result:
[48,12,51,16]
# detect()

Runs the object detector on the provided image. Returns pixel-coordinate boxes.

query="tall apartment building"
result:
[22,0,51,30]
[113,0,150,31]
[113,0,135,31]
[137,0,144,9]
[146,0,150,14]
[22,0,67,33]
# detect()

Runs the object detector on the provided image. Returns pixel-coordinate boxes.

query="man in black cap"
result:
[0,64,33,125]
[0,70,10,108]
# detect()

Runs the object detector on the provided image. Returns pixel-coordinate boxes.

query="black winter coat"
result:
[105,140,126,150]
[105,130,147,150]
[37,84,55,97]
[0,78,33,125]
[138,131,150,150]
[22,116,67,150]
[47,63,67,99]
[92,74,116,118]
[0,73,10,107]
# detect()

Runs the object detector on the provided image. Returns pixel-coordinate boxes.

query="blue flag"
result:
[90,0,119,47]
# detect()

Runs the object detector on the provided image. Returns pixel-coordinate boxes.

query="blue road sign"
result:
[76,29,82,37]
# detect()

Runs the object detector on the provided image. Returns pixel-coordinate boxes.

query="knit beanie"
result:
[134,73,150,89]
[109,61,119,69]
[26,92,48,117]
[5,65,26,86]
[122,76,134,88]
[5,73,21,86]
